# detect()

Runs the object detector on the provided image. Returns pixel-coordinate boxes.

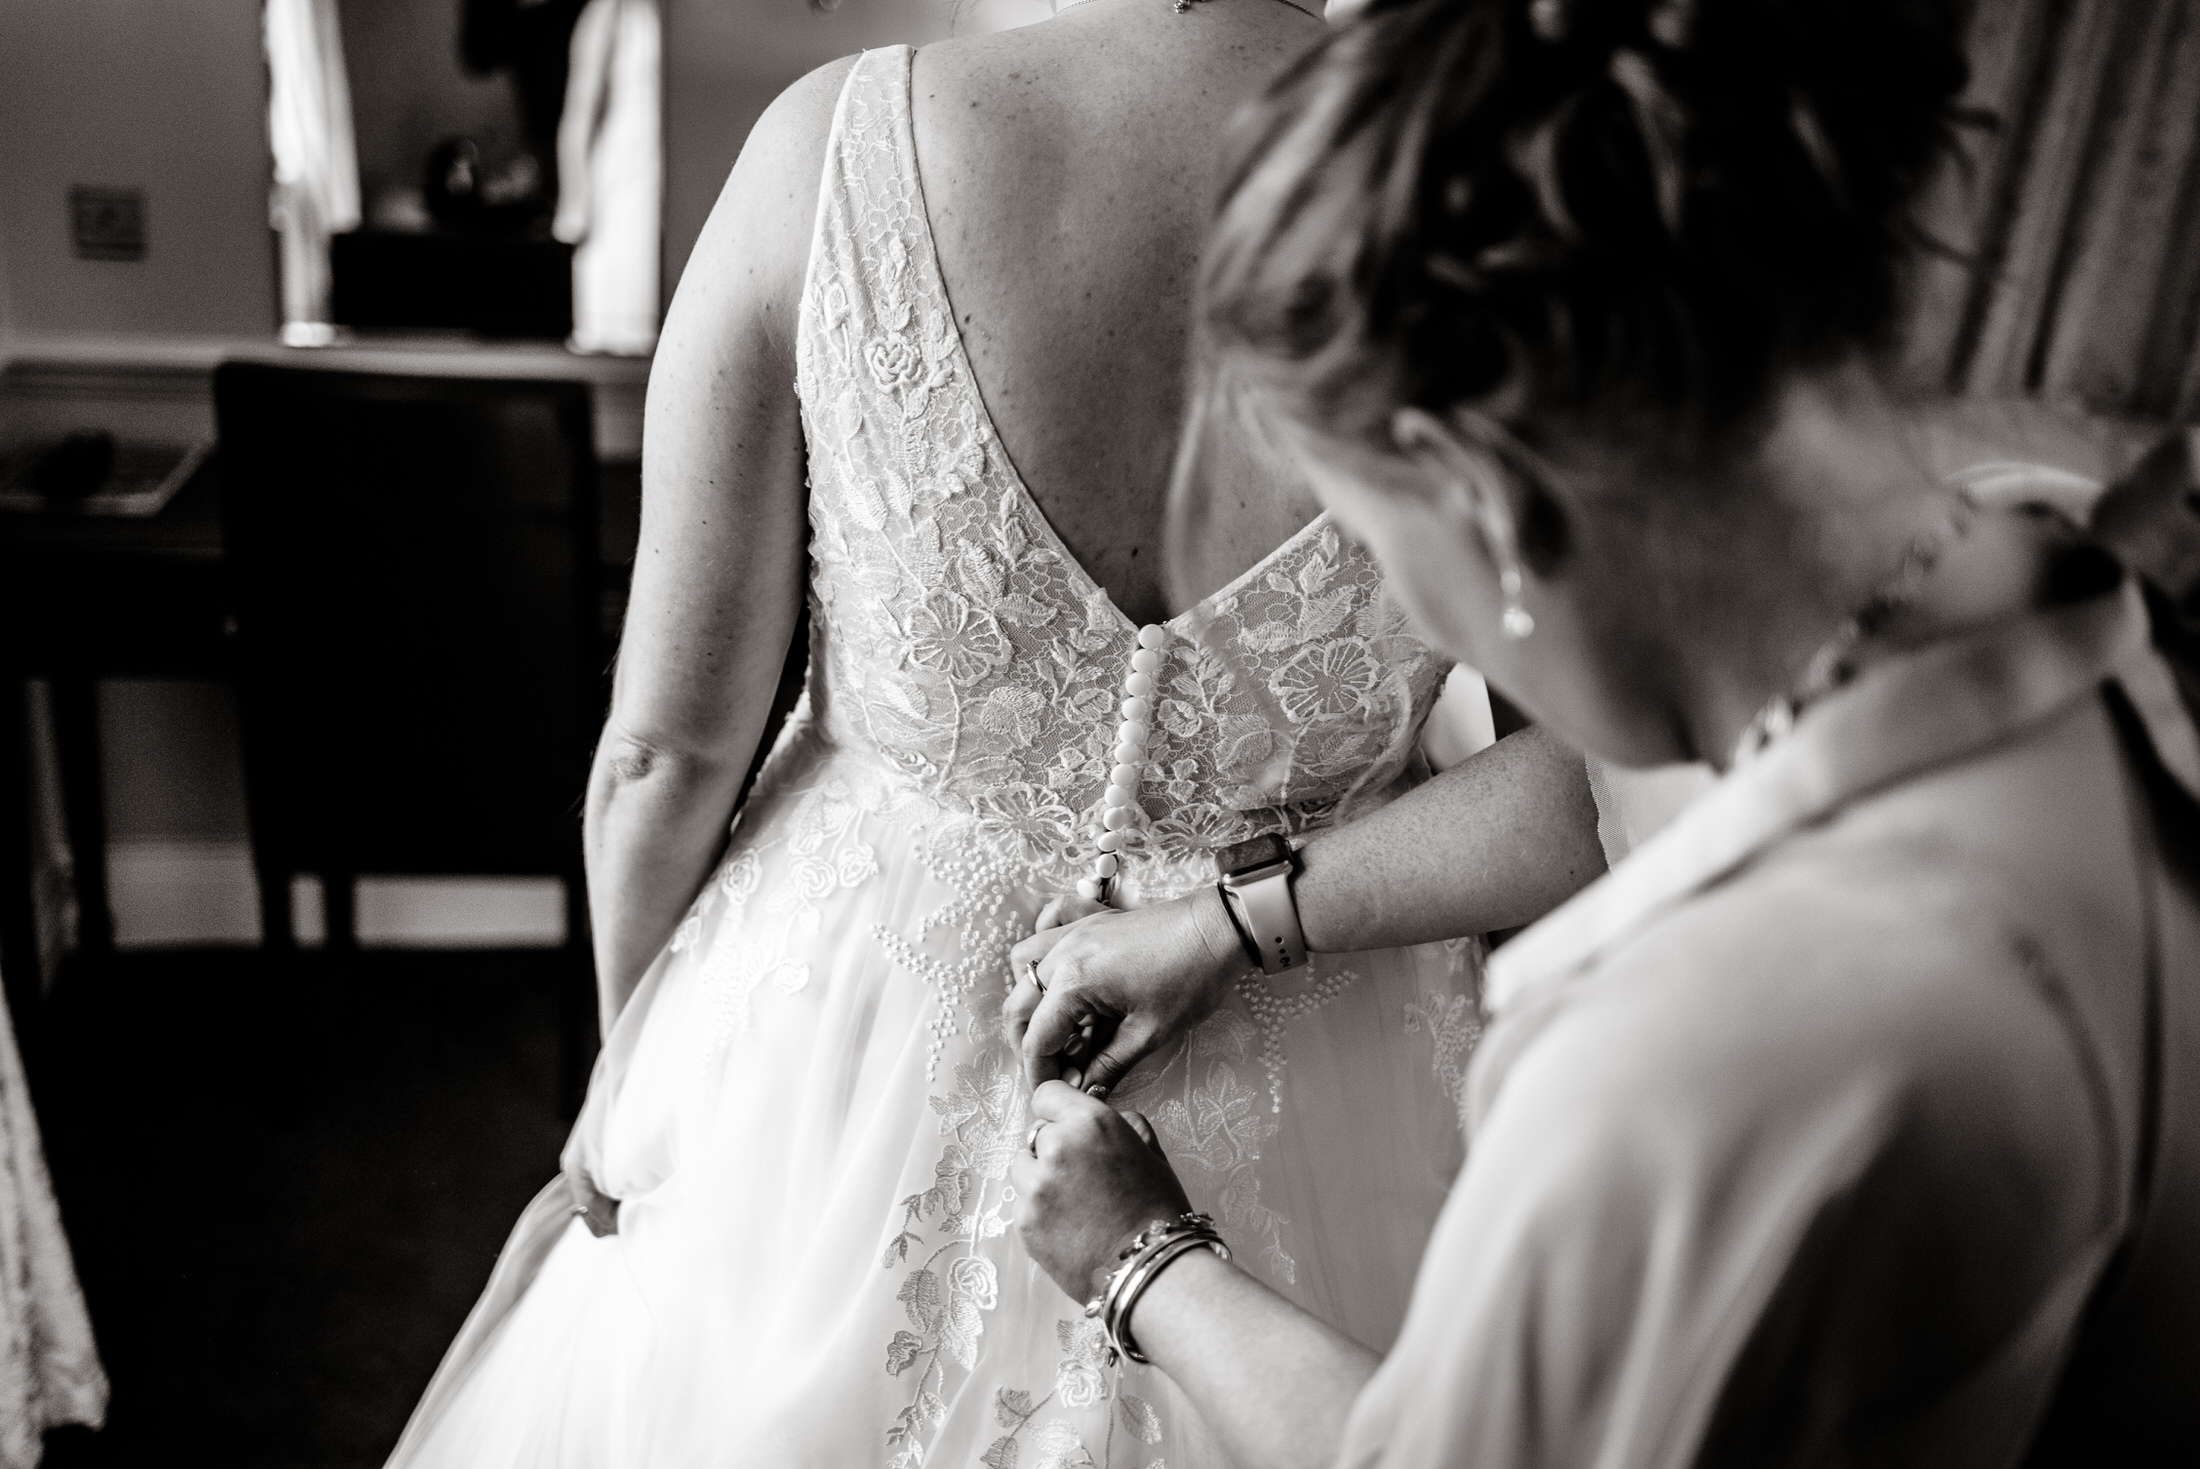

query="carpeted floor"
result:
[29,948,578,1469]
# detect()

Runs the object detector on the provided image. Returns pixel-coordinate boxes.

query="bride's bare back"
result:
[912,0,1325,625]
[587,0,1323,1008]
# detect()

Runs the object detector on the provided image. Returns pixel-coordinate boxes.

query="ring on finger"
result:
[1026,958,1046,996]
[1026,1120,1047,1156]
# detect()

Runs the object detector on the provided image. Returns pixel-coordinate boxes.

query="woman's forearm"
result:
[583,730,749,1032]
[1129,1249,1379,1469]
[1296,723,1603,952]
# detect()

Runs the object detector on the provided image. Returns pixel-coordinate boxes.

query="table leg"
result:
[0,678,44,1044]
[47,678,113,957]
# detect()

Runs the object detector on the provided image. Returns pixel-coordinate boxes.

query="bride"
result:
[386,1,1600,1464]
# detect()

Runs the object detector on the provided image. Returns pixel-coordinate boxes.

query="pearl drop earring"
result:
[1499,566,1535,640]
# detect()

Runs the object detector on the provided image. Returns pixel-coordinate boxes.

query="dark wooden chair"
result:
[213,362,604,1104]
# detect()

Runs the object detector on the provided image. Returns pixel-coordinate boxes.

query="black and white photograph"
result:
[1,0,2196,1464]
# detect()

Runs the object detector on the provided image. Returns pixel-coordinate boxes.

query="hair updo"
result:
[1200,0,1974,461]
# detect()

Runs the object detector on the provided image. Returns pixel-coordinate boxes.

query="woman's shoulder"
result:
[1540,689,2140,1095]
[1474,844,2114,1269]
[1484,749,2129,1216]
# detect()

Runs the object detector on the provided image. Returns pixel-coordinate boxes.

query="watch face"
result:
[1215,832,1292,876]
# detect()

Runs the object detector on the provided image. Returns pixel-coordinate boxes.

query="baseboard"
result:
[106,840,567,950]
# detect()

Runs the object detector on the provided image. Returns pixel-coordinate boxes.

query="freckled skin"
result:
[584,0,1330,1021]
[910,0,1327,626]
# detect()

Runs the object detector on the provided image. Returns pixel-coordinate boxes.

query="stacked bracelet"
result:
[1082,1212,1230,1365]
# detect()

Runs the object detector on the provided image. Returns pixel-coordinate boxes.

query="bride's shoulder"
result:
[668,55,860,365]
[722,53,863,240]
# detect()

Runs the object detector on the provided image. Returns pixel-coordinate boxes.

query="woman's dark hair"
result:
[1201,0,1974,458]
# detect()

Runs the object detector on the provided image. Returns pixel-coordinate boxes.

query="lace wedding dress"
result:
[0,968,106,1469]
[387,48,1480,1469]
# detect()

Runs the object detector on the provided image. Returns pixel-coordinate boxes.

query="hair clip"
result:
[1646,0,1696,48]
[1609,49,1688,235]
[1788,91,1849,208]
[1425,252,1482,291]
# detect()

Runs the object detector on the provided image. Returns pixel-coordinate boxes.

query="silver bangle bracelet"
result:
[1084,1214,1229,1365]
[1107,1231,1228,1364]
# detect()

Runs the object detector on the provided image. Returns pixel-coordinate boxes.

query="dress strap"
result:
[796,46,930,405]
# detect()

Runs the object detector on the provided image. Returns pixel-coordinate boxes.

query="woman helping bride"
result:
[386,1,1600,1464]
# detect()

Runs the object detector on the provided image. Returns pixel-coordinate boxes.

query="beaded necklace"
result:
[1732,485,1976,767]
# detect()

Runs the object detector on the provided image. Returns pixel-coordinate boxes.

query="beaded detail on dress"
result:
[792,46,1450,901]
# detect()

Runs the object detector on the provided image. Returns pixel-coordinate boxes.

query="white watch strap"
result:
[1225,864,1306,974]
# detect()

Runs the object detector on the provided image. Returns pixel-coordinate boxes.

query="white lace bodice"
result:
[793,47,1451,896]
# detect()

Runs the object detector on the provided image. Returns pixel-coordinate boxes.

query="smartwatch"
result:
[1215,833,1307,975]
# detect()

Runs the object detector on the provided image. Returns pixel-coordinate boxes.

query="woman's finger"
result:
[1069,1015,1162,1101]
[1002,970,1042,1043]
[1034,892,1111,932]
[1033,892,1105,931]
[1002,928,1074,1036]
[1029,1077,1108,1125]
[1006,922,1072,984]
[1119,1109,1159,1150]
[1021,985,1102,1090]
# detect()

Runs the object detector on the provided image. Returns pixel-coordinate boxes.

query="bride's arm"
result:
[584,59,855,1034]
[1007,722,1601,1090]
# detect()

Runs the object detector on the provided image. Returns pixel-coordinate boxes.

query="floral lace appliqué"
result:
[883,1041,1024,1466]
[782,46,1465,1469]
[1404,985,1482,1118]
[979,1320,1166,1469]
[793,48,1451,904]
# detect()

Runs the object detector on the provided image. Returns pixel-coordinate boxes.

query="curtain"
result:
[1909,0,2200,421]
[265,0,363,346]
[1592,2,2200,867]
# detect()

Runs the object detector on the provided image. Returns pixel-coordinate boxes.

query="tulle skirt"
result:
[386,727,1480,1469]
[0,966,107,1469]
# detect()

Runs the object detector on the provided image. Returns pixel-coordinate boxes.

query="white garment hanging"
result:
[264,0,362,344]
[556,0,661,356]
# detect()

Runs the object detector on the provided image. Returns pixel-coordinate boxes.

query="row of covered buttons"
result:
[1078,623,1169,902]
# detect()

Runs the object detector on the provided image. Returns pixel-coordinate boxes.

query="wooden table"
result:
[0,450,641,1016]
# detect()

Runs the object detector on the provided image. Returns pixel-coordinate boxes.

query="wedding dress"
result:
[387,47,1478,1469]
[0,968,106,1469]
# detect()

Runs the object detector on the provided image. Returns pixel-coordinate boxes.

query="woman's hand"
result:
[1011,1081,1193,1302]
[1005,886,1250,1094]
[564,1164,619,1238]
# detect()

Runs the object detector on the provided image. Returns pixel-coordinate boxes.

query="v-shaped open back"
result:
[387,54,1486,1469]
[793,47,1453,894]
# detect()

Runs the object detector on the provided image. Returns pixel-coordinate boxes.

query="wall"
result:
[663,0,1047,295]
[340,0,531,222]
[98,678,566,947]
[0,0,276,342]
[0,192,15,357]
[0,0,1053,364]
